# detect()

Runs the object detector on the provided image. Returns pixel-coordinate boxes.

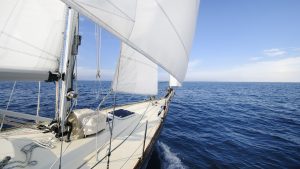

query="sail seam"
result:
[126,0,138,40]
[0,0,20,39]
[0,46,57,62]
[1,32,60,58]
[78,1,134,22]
[155,0,189,58]
[106,0,135,21]
[121,55,156,69]
[66,0,182,81]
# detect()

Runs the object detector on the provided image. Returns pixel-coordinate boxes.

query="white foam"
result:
[158,141,187,169]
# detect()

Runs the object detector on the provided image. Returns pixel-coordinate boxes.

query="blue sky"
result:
[77,0,300,82]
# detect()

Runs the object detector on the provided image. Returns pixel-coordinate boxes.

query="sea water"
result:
[0,81,299,168]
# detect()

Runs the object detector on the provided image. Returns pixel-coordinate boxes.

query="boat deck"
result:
[0,94,172,169]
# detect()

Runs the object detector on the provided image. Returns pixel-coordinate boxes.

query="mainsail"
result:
[62,0,200,82]
[0,0,67,81]
[112,43,157,95]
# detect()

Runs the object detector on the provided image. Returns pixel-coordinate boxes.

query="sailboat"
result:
[0,0,199,168]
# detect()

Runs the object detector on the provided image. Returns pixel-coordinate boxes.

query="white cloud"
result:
[156,59,203,81]
[286,47,300,52]
[250,56,263,61]
[293,48,300,51]
[77,57,300,82]
[188,59,202,70]
[263,48,286,57]
[186,57,300,82]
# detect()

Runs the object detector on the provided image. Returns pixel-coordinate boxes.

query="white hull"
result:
[0,92,174,169]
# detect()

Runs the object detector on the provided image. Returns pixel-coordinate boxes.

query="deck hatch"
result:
[108,109,135,119]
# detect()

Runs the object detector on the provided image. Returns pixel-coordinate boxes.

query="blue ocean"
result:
[0,81,300,169]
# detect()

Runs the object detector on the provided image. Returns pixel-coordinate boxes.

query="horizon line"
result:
[76,79,300,83]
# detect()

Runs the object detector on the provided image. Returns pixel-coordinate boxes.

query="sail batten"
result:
[0,0,67,81]
[62,0,199,82]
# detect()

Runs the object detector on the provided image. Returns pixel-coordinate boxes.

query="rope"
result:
[0,143,41,169]
[36,81,41,124]
[94,24,103,161]
[96,90,112,110]
[106,92,116,169]
[0,81,17,131]
[95,24,103,101]
[59,90,111,140]
[95,25,101,80]
[105,43,123,169]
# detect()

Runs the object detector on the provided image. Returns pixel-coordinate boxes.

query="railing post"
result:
[142,120,148,159]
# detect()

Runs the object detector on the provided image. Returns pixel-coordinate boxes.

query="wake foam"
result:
[157,141,187,169]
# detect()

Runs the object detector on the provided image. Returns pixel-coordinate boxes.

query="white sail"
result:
[169,74,182,87]
[62,0,200,82]
[112,43,157,95]
[0,0,67,81]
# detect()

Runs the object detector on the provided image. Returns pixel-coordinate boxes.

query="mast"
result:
[61,0,200,83]
[59,8,80,132]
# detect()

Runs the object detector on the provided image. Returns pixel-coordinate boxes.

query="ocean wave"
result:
[1,81,300,168]
[157,141,187,169]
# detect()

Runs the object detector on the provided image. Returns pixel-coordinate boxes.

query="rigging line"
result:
[67,100,155,168]
[120,120,154,169]
[106,41,123,169]
[106,91,116,169]
[97,26,101,78]
[95,25,102,100]
[54,92,111,147]
[68,96,78,114]
[68,1,178,81]
[91,101,153,169]
[65,91,111,137]
[96,90,112,110]
[49,142,72,169]
[0,81,17,131]
[67,0,182,82]
[36,81,41,124]
[119,101,162,168]
[95,24,101,161]
[95,24,99,78]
